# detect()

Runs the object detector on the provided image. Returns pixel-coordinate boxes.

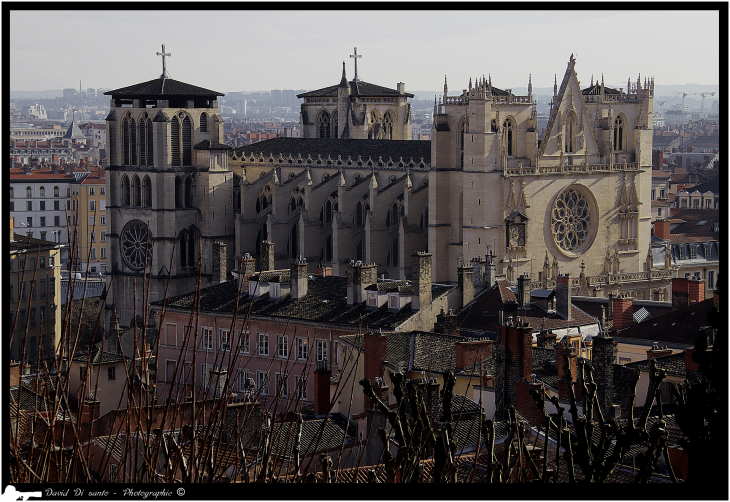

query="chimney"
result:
[592,334,618,415]
[654,219,671,240]
[484,251,496,288]
[212,368,228,399]
[315,262,332,277]
[455,339,493,370]
[411,252,432,310]
[458,265,475,308]
[672,277,704,308]
[290,257,308,300]
[517,273,531,308]
[536,329,557,349]
[347,261,377,305]
[238,253,257,295]
[434,307,458,336]
[212,242,228,284]
[647,343,673,359]
[10,217,15,242]
[555,274,572,321]
[52,154,59,165]
[499,320,534,415]
[260,240,275,272]
[363,332,389,409]
[611,296,634,330]
[79,398,101,424]
[555,337,578,400]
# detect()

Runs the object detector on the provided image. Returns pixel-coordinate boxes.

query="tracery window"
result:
[121,175,131,206]
[318,111,331,139]
[319,192,338,226]
[551,187,591,253]
[383,111,394,140]
[614,115,625,151]
[503,118,514,156]
[385,194,404,229]
[131,175,141,207]
[142,175,152,207]
[356,194,370,227]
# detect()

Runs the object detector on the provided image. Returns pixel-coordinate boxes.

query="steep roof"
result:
[297,79,414,99]
[63,120,86,140]
[231,137,431,165]
[104,77,223,98]
[683,178,720,195]
[612,298,715,346]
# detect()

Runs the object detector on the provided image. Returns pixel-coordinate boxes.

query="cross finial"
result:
[156,44,171,79]
[350,47,362,81]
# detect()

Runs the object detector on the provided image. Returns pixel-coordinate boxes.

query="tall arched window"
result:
[184,176,195,208]
[171,116,180,166]
[146,117,153,166]
[54,186,59,197]
[129,118,137,166]
[459,119,466,167]
[332,111,338,139]
[175,176,183,208]
[179,231,188,268]
[614,115,625,151]
[288,224,298,259]
[182,116,192,166]
[142,175,152,207]
[121,175,130,206]
[318,111,331,139]
[26,186,32,198]
[122,116,130,166]
[131,175,141,207]
[386,238,399,267]
[39,186,45,197]
[139,118,146,166]
[187,227,196,267]
[324,234,333,262]
[320,192,338,226]
[566,114,576,153]
[10,187,13,198]
[356,195,370,227]
[200,113,208,133]
[503,119,514,156]
[383,111,394,140]
[368,111,382,139]
[386,194,404,229]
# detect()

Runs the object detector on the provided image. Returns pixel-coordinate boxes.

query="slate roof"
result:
[11,385,51,415]
[623,352,686,378]
[456,280,598,335]
[683,178,719,194]
[230,137,431,165]
[297,79,414,99]
[104,77,223,98]
[63,120,86,140]
[194,139,232,150]
[581,84,621,95]
[73,348,126,365]
[154,276,453,332]
[267,415,356,460]
[612,298,715,346]
[571,297,673,329]
[364,280,413,294]
[666,208,720,240]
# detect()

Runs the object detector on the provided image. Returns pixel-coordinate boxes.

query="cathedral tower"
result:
[104,50,234,327]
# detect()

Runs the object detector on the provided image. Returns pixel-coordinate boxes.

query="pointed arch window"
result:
[383,111,394,140]
[175,176,183,208]
[122,116,130,166]
[129,118,137,166]
[503,119,514,156]
[386,238,399,267]
[386,194,404,229]
[368,111,382,139]
[121,175,130,206]
[459,119,466,167]
[614,115,625,151]
[182,116,192,166]
[142,175,152,207]
[332,111,338,139]
[318,111,331,139]
[184,176,195,208]
[356,195,370,227]
[171,116,180,166]
[139,118,147,166]
[320,192,338,226]
[566,114,576,153]
[146,117,153,166]
[288,224,299,259]
[200,113,208,133]
[131,175,141,207]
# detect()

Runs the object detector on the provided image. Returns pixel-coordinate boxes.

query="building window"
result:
[10,187,13,198]
[257,371,269,396]
[40,217,46,227]
[238,370,250,392]
[270,283,281,299]
[296,337,307,360]
[318,111,331,139]
[276,373,288,398]
[54,216,60,227]
[367,293,378,307]
[27,201,33,211]
[39,279,46,298]
[200,112,208,133]
[26,186,32,198]
[504,119,515,156]
[108,367,116,381]
[54,200,60,211]
[90,231,95,242]
[239,330,250,354]
[90,248,96,259]
[658,208,662,217]
[689,245,697,259]
[30,307,37,327]
[708,270,715,289]
[220,329,231,352]
[618,357,631,365]
[89,187,95,196]
[101,231,106,242]
[9,202,13,211]
[316,340,327,363]
[90,200,96,212]
[277,335,288,358]
[40,201,45,211]
[201,363,213,388]
[19,259,25,271]
[100,187,105,195]
[26,217,32,228]
[100,215,106,226]
[294,376,307,400]
[202,327,214,351]
[258,333,269,356]
[389,294,400,309]
[614,115,625,151]
[142,176,152,208]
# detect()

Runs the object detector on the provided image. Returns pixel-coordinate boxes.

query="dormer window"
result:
[704,242,712,257]
[388,294,400,310]
[367,292,378,308]
[689,245,697,259]
[678,245,686,259]
[270,283,280,300]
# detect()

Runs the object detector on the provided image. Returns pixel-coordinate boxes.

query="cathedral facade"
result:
[428,55,674,299]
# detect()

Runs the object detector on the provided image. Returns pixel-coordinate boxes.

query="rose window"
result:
[120,220,153,270]
[551,188,590,253]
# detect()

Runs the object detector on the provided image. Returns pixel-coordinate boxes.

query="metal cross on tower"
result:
[156,44,171,78]
[350,47,362,81]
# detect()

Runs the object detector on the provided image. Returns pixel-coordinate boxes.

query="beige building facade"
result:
[428,56,673,300]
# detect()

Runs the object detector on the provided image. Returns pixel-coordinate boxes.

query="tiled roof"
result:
[652,169,671,179]
[571,297,673,326]
[155,277,453,331]
[105,77,223,98]
[268,415,356,460]
[612,298,715,346]
[667,208,720,238]
[63,120,86,140]
[456,280,598,335]
[623,352,686,378]
[364,280,413,293]
[581,84,622,95]
[297,79,414,99]
[231,137,431,166]
[194,139,232,150]
[682,178,719,194]
[9,234,61,252]
[11,385,51,415]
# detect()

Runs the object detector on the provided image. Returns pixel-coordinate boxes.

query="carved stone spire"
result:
[444,75,448,97]
[528,74,532,100]
[554,74,558,97]
[340,61,348,87]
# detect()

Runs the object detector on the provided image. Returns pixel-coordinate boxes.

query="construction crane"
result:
[699,91,716,114]
[672,90,698,112]
[656,99,668,115]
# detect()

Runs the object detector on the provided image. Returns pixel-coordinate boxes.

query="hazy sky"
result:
[10,9,721,93]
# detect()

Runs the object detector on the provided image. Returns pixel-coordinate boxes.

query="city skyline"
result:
[10,9,721,94]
